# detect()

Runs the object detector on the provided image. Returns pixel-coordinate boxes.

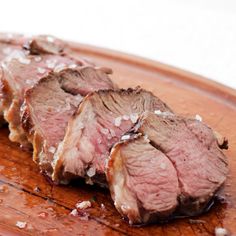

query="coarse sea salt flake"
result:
[195,114,202,122]
[54,63,66,72]
[26,80,32,85]
[87,167,96,177]
[122,115,130,120]
[121,134,130,140]
[215,227,228,236]
[130,113,138,123]
[16,221,27,229]
[47,36,55,43]
[114,117,122,127]
[76,201,92,210]
[34,56,42,62]
[68,64,77,69]
[48,146,56,154]
[37,67,46,74]
[46,59,57,69]
[154,110,162,115]
[160,163,166,170]
[18,57,31,65]
[100,128,109,135]
[70,209,78,216]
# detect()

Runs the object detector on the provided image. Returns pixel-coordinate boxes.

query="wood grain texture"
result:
[0,42,235,235]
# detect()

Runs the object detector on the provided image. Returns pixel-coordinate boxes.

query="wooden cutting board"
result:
[0,42,235,236]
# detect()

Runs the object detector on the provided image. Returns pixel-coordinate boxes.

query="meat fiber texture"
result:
[107,111,228,224]
[52,88,172,184]
[21,66,116,177]
[0,51,79,147]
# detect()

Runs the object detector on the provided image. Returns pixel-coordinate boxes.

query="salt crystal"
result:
[48,146,56,154]
[87,167,96,177]
[37,67,46,74]
[47,36,55,43]
[122,115,130,120]
[100,128,109,135]
[130,113,138,123]
[16,221,27,229]
[121,134,130,140]
[46,59,57,69]
[25,80,32,85]
[54,63,66,73]
[114,117,122,127]
[76,201,92,210]
[68,64,77,69]
[195,114,202,122]
[215,227,228,236]
[160,163,166,170]
[34,56,42,62]
[154,110,162,115]
[70,209,78,216]
[110,129,116,137]
[18,57,31,65]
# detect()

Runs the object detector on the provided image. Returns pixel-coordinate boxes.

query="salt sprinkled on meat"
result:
[114,116,122,127]
[154,110,162,115]
[110,129,116,137]
[47,36,55,43]
[46,59,57,69]
[215,227,229,236]
[100,128,109,135]
[18,57,31,65]
[87,167,96,177]
[121,134,130,141]
[76,201,92,210]
[130,113,138,123]
[122,115,130,120]
[37,67,46,74]
[54,63,66,73]
[26,80,33,85]
[195,114,203,122]
[16,221,27,229]
[101,203,106,210]
[48,146,56,154]
[68,64,77,69]
[34,56,42,62]
[160,163,166,170]
[70,209,78,216]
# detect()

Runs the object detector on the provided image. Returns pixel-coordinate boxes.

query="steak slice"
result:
[0,51,79,147]
[134,112,228,216]
[24,35,66,55]
[107,134,179,225]
[52,88,172,184]
[21,66,115,177]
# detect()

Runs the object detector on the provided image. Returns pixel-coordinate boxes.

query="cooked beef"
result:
[134,112,228,216]
[107,134,179,225]
[0,33,25,125]
[52,88,172,184]
[24,35,66,55]
[21,66,115,177]
[0,51,79,147]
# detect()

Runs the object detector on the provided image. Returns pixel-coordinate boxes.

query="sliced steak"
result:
[24,35,66,55]
[21,66,115,177]
[0,37,24,125]
[107,134,179,225]
[0,51,79,147]
[134,112,228,216]
[52,88,172,184]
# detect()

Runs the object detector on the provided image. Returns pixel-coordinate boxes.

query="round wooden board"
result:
[0,42,235,236]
